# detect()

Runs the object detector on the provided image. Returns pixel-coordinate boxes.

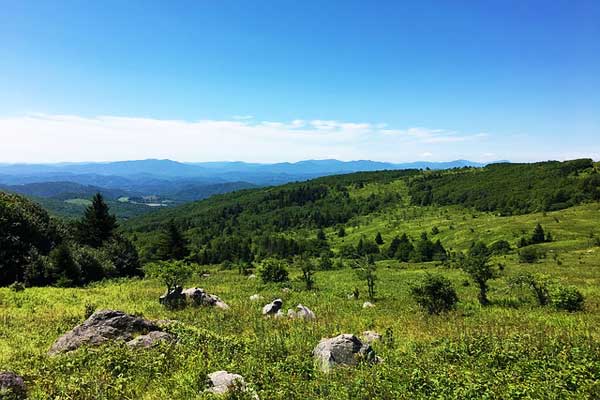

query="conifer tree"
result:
[77,193,117,248]
[375,232,384,245]
[157,222,189,260]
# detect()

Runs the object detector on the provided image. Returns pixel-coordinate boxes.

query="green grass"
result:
[2,203,600,398]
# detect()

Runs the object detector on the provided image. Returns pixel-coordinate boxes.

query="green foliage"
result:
[459,242,498,305]
[337,226,346,237]
[489,240,511,255]
[143,260,192,292]
[156,221,189,261]
[410,273,458,314]
[295,255,315,290]
[0,191,62,285]
[49,243,81,287]
[257,258,289,283]
[76,193,118,248]
[408,159,596,214]
[551,285,585,312]
[509,272,551,306]
[354,256,377,299]
[519,247,541,263]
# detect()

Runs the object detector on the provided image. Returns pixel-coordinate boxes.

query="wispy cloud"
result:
[0,114,491,163]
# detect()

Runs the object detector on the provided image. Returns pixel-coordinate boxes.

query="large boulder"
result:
[287,304,316,320]
[49,310,161,355]
[183,287,230,310]
[262,299,283,316]
[0,371,27,399]
[205,370,258,399]
[126,331,175,349]
[312,334,378,372]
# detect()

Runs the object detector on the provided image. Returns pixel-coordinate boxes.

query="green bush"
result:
[551,285,585,311]
[257,258,289,283]
[411,274,458,314]
[519,247,540,263]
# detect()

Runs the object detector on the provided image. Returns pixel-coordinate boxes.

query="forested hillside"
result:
[124,159,599,264]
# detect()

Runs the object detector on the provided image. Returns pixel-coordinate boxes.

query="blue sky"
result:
[1,1,599,163]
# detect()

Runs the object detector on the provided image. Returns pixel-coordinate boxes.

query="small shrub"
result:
[257,259,289,283]
[551,285,585,311]
[9,281,25,292]
[519,247,540,263]
[411,274,458,314]
[489,240,511,255]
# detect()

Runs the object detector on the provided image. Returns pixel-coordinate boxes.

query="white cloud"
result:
[0,114,492,163]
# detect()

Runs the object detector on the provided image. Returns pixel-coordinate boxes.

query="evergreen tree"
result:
[375,232,384,245]
[77,193,118,248]
[387,236,401,258]
[460,242,497,305]
[337,226,346,237]
[157,222,189,261]
[531,223,546,244]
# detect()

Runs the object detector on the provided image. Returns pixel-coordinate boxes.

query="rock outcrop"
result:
[182,287,230,309]
[205,370,258,398]
[49,310,162,355]
[262,299,283,316]
[287,304,316,320]
[312,334,378,372]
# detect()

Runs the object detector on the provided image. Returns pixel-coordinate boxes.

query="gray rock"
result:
[312,334,378,372]
[361,330,382,344]
[362,301,375,308]
[49,310,161,355]
[126,331,175,348]
[288,304,316,320]
[183,288,230,309]
[249,294,263,301]
[262,299,283,316]
[0,371,27,399]
[206,370,258,398]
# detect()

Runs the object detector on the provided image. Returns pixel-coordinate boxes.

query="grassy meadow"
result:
[1,202,600,399]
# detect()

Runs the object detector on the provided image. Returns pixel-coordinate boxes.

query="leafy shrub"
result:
[9,281,25,292]
[144,260,192,292]
[257,259,289,283]
[551,285,585,311]
[509,272,550,306]
[519,247,540,263]
[354,256,376,299]
[489,240,511,255]
[411,274,458,314]
[73,246,113,284]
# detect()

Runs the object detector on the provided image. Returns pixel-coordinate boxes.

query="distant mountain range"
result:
[0,158,501,185]
[0,158,504,218]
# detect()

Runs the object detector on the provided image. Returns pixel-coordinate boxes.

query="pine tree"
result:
[77,193,117,248]
[157,222,189,261]
[530,223,546,244]
[337,226,346,237]
[375,232,384,245]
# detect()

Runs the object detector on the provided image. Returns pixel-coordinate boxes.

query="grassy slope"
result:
[1,200,600,398]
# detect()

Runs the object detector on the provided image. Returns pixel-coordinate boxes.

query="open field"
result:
[2,203,599,399]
